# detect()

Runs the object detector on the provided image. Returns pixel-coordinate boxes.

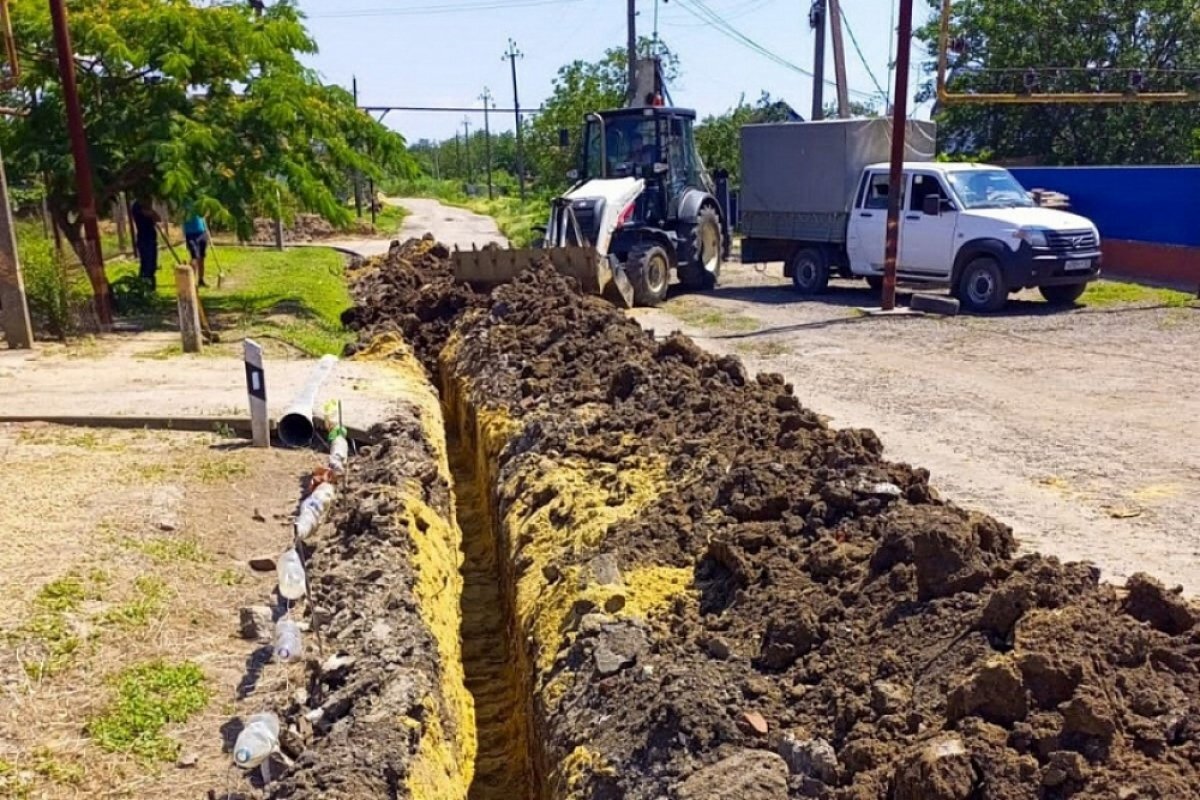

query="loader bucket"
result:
[451,245,634,309]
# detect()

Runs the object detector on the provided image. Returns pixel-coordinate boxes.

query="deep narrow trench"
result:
[447,430,537,800]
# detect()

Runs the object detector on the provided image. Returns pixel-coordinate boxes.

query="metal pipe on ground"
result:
[278,355,338,447]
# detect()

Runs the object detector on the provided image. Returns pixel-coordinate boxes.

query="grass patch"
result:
[10,573,105,679]
[669,299,761,333]
[1082,280,1195,308]
[122,536,208,565]
[105,245,354,356]
[87,660,209,761]
[0,758,33,799]
[735,339,790,358]
[214,568,244,586]
[101,576,170,629]
[370,202,407,235]
[30,748,85,787]
[196,456,249,483]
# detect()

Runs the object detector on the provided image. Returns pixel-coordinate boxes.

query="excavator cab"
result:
[451,60,725,309]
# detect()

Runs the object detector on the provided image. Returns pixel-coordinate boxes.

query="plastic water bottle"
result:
[294,505,320,540]
[304,483,336,518]
[273,619,303,662]
[329,436,349,475]
[277,548,307,600]
[233,712,280,769]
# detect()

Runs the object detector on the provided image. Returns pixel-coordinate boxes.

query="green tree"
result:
[526,38,679,193]
[695,92,800,184]
[2,0,409,306]
[918,0,1200,164]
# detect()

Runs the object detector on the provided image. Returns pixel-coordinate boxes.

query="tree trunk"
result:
[53,206,112,327]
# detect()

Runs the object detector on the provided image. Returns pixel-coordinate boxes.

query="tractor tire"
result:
[626,242,672,307]
[790,247,830,295]
[955,256,1008,313]
[678,206,723,292]
[1040,282,1087,307]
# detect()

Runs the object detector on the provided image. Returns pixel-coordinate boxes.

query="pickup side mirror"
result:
[923,195,942,216]
[558,128,571,148]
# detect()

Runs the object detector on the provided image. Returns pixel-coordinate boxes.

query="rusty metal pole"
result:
[49,0,111,327]
[881,0,914,311]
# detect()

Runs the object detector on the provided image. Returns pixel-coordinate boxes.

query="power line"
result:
[840,8,887,102]
[308,0,583,19]
[671,0,874,100]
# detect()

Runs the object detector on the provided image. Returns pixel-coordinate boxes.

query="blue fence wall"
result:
[1008,166,1200,248]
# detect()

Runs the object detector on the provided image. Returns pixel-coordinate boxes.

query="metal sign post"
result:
[244,339,270,448]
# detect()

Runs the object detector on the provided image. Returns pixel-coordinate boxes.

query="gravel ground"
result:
[635,263,1200,595]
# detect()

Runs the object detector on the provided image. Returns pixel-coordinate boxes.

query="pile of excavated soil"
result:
[342,239,1200,799]
[248,213,374,244]
[262,356,475,800]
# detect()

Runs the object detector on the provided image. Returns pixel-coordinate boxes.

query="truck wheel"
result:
[678,207,723,291]
[790,247,830,295]
[1040,283,1087,306]
[956,256,1007,313]
[627,242,671,307]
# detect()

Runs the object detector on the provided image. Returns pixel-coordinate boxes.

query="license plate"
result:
[1065,259,1092,271]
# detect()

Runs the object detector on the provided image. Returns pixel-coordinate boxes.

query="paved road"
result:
[395,197,509,250]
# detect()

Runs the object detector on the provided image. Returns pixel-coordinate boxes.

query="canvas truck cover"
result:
[739,119,936,242]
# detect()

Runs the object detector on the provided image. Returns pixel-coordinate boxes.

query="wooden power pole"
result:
[882,0,915,311]
[0,146,32,349]
[503,39,525,202]
[828,0,851,117]
[49,0,112,327]
[627,0,638,104]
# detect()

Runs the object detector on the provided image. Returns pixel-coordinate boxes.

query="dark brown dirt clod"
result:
[327,238,1200,800]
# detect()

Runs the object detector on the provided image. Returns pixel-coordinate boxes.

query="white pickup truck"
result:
[739,120,1102,312]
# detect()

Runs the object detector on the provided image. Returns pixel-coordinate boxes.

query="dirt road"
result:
[636,263,1200,594]
[396,197,508,250]
[367,199,1200,593]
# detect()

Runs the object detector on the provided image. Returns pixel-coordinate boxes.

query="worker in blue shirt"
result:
[183,204,210,287]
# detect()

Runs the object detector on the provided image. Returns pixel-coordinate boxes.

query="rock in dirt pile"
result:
[329,236,1200,799]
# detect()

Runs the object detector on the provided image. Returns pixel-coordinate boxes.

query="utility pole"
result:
[0,146,33,349]
[881,0,914,312]
[810,0,827,121]
[503,39,526,202]
[463,117,472,186]
[49,0,112,327]
[626,0,638,104]
[480,88,494,200]
[828,0,850,117]
[455,133,461,179]
[352,75,362,219]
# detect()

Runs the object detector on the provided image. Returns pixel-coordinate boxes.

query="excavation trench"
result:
[448,422,537,799]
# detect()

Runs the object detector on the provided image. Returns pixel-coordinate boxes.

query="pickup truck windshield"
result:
[946,169,1035,210]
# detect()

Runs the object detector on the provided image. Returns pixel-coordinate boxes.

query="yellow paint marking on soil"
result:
[403,497,475,800]
[1130,483,1181,503]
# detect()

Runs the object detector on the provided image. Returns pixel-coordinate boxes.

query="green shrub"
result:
[17,231,91,339]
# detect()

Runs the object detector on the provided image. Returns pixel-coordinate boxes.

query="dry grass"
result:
[0,423,318,798]
[664,297,761,333]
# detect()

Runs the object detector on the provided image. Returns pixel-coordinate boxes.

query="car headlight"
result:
[1014,227,1049,248]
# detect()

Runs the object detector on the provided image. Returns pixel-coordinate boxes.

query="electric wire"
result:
[308,0,585,19]
[839,7,887,102]
[671,0,875,99]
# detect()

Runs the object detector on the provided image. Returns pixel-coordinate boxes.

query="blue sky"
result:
[296,0,937,143]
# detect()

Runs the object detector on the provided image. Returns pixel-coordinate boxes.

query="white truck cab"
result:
[738,120,1103,312]
[845,162,1102,311]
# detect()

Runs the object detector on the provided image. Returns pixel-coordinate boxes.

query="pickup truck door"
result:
[900,172,958,279]
[847,170,908,275]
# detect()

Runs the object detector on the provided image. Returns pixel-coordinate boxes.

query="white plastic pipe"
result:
[278,355,338,447]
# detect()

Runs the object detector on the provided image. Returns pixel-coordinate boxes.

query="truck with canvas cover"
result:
[739,118,1103,311]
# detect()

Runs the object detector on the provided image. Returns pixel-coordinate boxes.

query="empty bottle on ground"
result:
[277,548,307,600]
[273,619,303,662]
[233,712,280,768]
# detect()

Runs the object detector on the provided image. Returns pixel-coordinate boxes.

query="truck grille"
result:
[1044,229,1098,254]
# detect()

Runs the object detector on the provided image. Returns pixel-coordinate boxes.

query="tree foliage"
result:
[918,0,1200,164]
[695,92,801,184]
[2,0,410,264]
